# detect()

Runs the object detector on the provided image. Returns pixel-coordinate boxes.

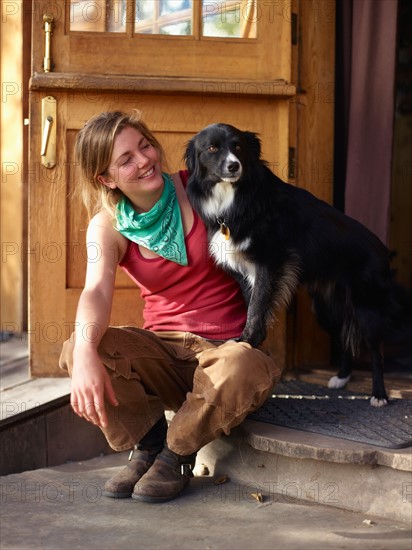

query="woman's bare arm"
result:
[70,210,127,428]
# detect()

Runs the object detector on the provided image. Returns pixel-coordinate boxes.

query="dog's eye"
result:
[208,145,218,153]
[235,145,241,151]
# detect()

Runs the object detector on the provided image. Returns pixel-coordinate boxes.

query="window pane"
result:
[70,1,126,32]
[160,21,192,35]
[135,0,192,35]
[202,0,257,38]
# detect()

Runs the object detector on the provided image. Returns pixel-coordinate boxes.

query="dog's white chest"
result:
[209,229,256,288]
[202,181,236,219]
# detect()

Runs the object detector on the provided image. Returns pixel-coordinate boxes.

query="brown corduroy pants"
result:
[59,327,281,456]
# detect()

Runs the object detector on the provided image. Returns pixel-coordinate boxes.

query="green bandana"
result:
[115,173,188,266]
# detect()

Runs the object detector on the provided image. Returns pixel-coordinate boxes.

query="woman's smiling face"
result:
[99,126,164,212]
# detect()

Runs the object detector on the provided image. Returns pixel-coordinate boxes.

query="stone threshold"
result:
[197,424,412,523]
[243,419,412,472]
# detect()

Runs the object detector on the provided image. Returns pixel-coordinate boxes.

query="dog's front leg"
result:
[225,267,252,306]
[238,265,274,348]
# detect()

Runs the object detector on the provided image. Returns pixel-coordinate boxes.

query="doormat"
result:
[247,380,412,449]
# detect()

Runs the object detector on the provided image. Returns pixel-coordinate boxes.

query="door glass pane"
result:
[202,0,257,38]
[135,0,193,35]
[70,0,126,32]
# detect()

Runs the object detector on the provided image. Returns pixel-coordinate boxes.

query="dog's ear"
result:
[183,138,197,175]
[243,131,262,160]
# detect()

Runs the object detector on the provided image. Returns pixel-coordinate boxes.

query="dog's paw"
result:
[328,375,351,389]
[238,336,262,348]
[236,335,254,347]
[370,396,388,407]
[238,328,265,348]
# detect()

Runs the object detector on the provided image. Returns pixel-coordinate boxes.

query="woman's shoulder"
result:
[88,208,114,227]
[87,209,118,238]
[87,209,129,261]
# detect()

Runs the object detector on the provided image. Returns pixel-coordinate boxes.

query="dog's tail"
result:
[341,271,408,357]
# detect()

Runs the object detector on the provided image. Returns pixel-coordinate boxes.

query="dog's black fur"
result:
[185,123,396,406]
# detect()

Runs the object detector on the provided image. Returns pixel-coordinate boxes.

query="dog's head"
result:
[184,123,262,186]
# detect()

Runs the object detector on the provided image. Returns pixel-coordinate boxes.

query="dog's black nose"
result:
[227,161,240,173]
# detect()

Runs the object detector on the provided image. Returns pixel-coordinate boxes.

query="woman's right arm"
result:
[70,211,127,429]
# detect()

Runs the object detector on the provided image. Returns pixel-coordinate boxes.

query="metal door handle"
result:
[41,115,53,156]
[41,96,57,168]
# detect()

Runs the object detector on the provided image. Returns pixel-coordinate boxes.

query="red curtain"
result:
[342,0,398,245]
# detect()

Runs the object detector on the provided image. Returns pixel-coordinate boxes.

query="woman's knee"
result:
[200,340,276,387]
[59,333,76,373]
[59,327,119,375]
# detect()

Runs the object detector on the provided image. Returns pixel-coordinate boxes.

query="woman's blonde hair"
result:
[75,110,166,218]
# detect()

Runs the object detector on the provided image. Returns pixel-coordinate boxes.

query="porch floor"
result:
[1,449,411,550]
[1,334,411,549]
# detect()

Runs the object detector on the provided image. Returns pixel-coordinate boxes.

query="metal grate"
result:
[248,380,412,449]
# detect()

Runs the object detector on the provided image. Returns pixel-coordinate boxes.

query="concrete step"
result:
[1,378,411,524]
[0,379,412,521]
[1,450,411,550]
[0,382,113,476]
[196,420,412,524]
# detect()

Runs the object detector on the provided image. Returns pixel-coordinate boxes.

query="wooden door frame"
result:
[26,0,336,376]
[286,0,335,369]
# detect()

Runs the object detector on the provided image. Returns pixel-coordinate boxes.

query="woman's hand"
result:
[70,346,118,429]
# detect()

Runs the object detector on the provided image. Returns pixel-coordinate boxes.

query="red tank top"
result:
[119,171,247,339]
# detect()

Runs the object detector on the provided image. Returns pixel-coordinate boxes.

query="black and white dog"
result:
[185,123,396,406]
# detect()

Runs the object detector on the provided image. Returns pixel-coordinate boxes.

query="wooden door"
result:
[28,0,297,376]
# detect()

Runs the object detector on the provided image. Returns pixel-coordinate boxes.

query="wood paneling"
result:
[287,0,336,368]
[29,91,290,375]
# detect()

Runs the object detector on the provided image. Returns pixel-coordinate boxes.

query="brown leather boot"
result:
[103,416,167,498]
[131,446,197,503]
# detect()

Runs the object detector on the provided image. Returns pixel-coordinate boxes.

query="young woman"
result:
[59,110,281,503]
